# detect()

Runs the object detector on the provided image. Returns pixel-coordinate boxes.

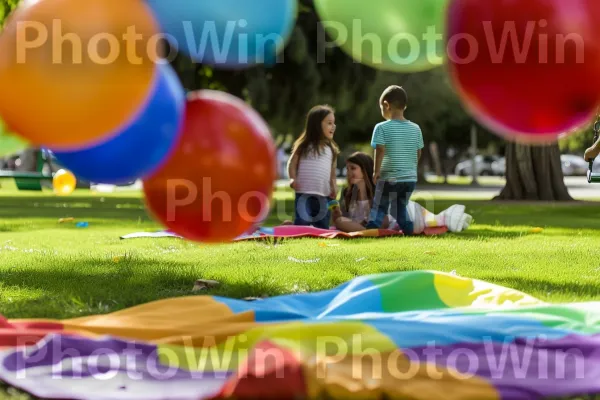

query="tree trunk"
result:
[417,144,431,184]
[494,142,573,201]
[470,124,479,186]
[429,142,443,177]
[438,142,450,184]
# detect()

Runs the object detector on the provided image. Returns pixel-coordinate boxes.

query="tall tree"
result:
[494,142,572,201]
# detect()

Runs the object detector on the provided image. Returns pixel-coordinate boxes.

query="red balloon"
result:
[143,90,276,243]
[446,0,600,143]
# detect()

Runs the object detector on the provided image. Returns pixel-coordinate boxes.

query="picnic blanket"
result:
[120,224,449,240]
[1,270,600,400]
[120,203,472,240]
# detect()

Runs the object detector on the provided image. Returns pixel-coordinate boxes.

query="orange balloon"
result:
[0,0,160,149]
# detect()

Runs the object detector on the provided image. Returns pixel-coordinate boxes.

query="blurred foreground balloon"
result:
[446,0,600,143]
[52,63,185,185]
[314,0,448,72]
[146,0,297,68]
[143,90,277,243]
[53,169,76,196]
[0,0,161,149]
[0,118,28,157]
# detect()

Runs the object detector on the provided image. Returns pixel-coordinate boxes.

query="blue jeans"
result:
[366,180,416,234]
[294,193,331,229]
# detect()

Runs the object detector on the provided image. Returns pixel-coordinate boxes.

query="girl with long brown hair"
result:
[287,105,340,229]
[333,152,397,232]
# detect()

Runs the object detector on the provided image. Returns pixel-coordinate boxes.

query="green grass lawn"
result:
[1,184,600,400]
[1,185,600,321]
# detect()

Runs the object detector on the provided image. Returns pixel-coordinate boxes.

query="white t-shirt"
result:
[295,145,333,197]
[346,199,370,223]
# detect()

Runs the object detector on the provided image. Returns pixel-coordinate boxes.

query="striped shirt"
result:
[371,119,424,182]
[295,145,333,197]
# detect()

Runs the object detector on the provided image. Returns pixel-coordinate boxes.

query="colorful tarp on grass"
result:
[1,270,600,399]
[120,224,449,241]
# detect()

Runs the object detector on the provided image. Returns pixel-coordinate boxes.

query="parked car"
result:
[491,157,505,176]
[490,154,591,177]
[454,155,501,176]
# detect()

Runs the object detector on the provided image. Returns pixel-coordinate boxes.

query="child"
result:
[365,85,424,235]
[333,152,474,234]
[287,105,339,229]
[332,152,398,232]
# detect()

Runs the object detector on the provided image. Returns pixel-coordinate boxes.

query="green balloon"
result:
[314,0,448,72]
[0,118,28,158]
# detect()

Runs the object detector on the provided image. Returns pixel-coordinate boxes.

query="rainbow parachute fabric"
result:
[1,270,600,399]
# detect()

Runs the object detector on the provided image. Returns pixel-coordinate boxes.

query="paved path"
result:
[414,177,600,200]
[276,176,600,201]
[101,176,600,201]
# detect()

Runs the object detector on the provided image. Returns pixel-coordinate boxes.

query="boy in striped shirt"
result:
[365,85,424,235]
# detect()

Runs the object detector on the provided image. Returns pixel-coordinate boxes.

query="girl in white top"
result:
[333,152,398,232]
[287,105,339,229]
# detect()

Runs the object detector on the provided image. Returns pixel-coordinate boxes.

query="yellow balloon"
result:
[53,169,76,196]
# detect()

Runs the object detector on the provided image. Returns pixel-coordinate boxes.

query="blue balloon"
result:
[53,63,185,185]
[146,0,297,68]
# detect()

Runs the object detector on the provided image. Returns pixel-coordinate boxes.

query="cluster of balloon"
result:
[0,0,284,242]
[445,0,600,143]
[314,0,448,73]
[143,90,277,243]
[0,0,182,188]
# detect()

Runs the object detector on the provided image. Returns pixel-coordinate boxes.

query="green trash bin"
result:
[5,150,53,191]
[15,150,44,190]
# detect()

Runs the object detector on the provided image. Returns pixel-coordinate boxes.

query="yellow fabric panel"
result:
[160,321,397,372]
[60,296,257,345]
[302,349,500,400]
[432,272,544,308]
